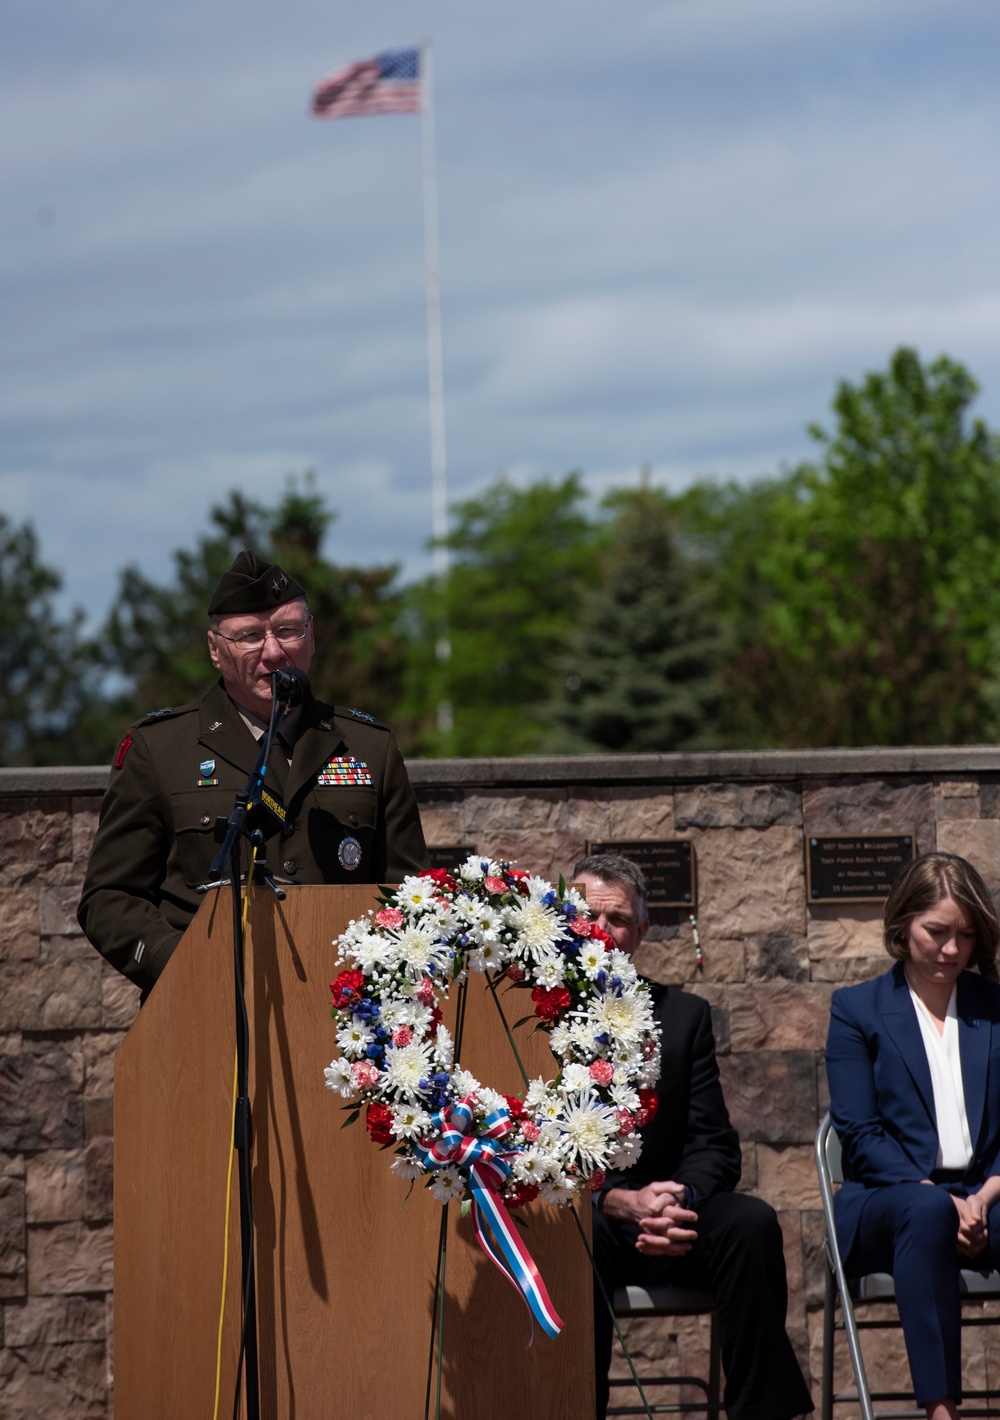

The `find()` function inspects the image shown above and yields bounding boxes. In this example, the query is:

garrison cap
[208,549,306,617]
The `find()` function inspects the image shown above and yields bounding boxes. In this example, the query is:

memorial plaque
[427,844,477,874]
[587,839,697,908]
[807,834,914,904]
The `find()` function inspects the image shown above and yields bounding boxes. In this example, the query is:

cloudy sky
[3,0,999,624]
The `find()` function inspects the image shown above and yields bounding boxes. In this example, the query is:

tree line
[8,347,1000,767]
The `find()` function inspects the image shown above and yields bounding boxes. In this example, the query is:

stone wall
[4,748,1000,1417]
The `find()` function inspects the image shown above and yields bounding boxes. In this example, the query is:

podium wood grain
[114,885,594,1419]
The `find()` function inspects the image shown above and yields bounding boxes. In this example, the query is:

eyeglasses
[213,620,311,650]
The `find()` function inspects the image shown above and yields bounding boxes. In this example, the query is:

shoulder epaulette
[335,705,388,730]
[133,702,199,728]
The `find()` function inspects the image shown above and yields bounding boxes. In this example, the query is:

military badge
[316,755,373,788]
[197,756,218,787]
[338,836,363,871]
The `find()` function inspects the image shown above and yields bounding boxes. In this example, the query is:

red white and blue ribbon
[414,1098,564,1340]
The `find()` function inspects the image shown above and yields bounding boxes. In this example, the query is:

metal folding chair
[608,1283,722,1416]
[816,1111,1000,1420]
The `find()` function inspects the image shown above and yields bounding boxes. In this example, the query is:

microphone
[271,668,310,706]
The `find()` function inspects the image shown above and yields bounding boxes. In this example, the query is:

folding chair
[607,1283,722,1416]
[816,1111,1000,1420]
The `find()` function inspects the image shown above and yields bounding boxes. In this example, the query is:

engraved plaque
[427,844,476,874]
[586,839,697,908]
[807,834,914,904]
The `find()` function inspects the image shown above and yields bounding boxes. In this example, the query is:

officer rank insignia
[316,755,372,787]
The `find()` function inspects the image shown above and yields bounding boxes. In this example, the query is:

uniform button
[282,860,297,875]
[282,821,296,837]
[349,812,359,826]
[200,815,211,826]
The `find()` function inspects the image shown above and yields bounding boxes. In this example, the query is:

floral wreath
[324,856,660,1215]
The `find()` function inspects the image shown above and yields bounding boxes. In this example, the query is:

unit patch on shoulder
[114,733,134,769]
[316,755,373,788]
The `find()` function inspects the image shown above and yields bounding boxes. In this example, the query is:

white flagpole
[420,38,453,740]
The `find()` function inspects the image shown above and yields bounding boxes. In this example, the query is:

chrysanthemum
[381,1042,432,1099]
[557,1095,619,1169]
[391,1104,432,1141]
[336,1022,374,1058]
[505,899,565,956]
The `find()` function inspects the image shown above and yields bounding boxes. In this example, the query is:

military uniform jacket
[77,680,428,996]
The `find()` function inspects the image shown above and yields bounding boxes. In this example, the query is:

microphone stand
[202,676,299,1420]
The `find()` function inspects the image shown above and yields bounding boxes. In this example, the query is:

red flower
[330,968,365,1009]
[507,869,529,882]
[637,1090,659,1127]
[585,1169,607,1192]
[589,924,615,950]
[531,985,572,1023]
[484,875,507,895]
[366,1102,394,1146]
[505,1182,539,1210]
[421,868,459,891]
[505,963,525,982]
[502,1094,526,1120]
[375,907,405,930]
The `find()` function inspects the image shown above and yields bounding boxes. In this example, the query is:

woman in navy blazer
[826,851,1000,1420]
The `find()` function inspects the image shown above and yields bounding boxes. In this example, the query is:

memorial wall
[3,747,1000,1417]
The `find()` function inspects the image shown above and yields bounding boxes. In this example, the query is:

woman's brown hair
[883,850,1000,980]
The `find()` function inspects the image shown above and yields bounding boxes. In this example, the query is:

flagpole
[420,38,453,743]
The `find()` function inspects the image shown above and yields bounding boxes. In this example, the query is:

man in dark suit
[79,549,427,998]
[574,854,812,1420]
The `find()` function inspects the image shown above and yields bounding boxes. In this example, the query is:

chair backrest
[821,1111,844,1185]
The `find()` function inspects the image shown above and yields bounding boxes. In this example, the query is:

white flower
[561,1063,590,1091]
[592,988,650,1045]
[558,1094,619,1169]
[512,1147,547,1183]
[428,1166,464,1203]
[382,1042,432,1100]
[391,1155,426,1182]
[396,923,445,979]
[532,952,567,988]
[608,1135,643,1170]
[336,1022,374,1058]
[468,941,504,972]
[323,1058,355,1098]
[578,941,611,979]
[435,1023,454,1069]
[452,1069,482,1097]
[524,1077,549,1110]
[398,875,439,911]
[351,931,396,974]
[458,855,487,883]
[391,1104,432,1140]
[539,1172,577,1206]
[478,1087,508,1118]
[610,1083,640,1111]
[505,900,565,956]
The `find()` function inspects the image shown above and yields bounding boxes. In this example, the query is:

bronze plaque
[427,844,476,874]
[587,839,697,908]
[807,834,914,904]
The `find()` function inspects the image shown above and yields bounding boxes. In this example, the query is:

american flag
[312,47,421,119]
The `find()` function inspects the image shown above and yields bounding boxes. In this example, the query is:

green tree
[99,475,406,733]
[545,486,722,752]
[674,348,1000,746]
[0,516,102,765]
[401,475,601,756]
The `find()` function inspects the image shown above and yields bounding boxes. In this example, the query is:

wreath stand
[113,884,596,1418]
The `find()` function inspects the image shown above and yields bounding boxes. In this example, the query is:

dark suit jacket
[604,982,741,1204]
[77,680,428,995]
[826,961,1000,1259]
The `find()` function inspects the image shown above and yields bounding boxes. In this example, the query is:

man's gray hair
[572,853,648,921]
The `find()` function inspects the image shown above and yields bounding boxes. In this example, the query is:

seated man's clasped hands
[826,850,1000,1420]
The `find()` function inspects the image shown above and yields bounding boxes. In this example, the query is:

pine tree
[546,488,722,752]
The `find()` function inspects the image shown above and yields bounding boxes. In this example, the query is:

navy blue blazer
[826,961,1000,1260]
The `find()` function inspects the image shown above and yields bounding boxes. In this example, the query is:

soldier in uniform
[78,549,428,999]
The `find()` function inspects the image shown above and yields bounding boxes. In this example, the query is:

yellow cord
[212,849,256,1420]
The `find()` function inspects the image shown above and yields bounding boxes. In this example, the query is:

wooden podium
[113,886,595,1419]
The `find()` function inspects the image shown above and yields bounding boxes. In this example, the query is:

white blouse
[907,981,973,1170]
